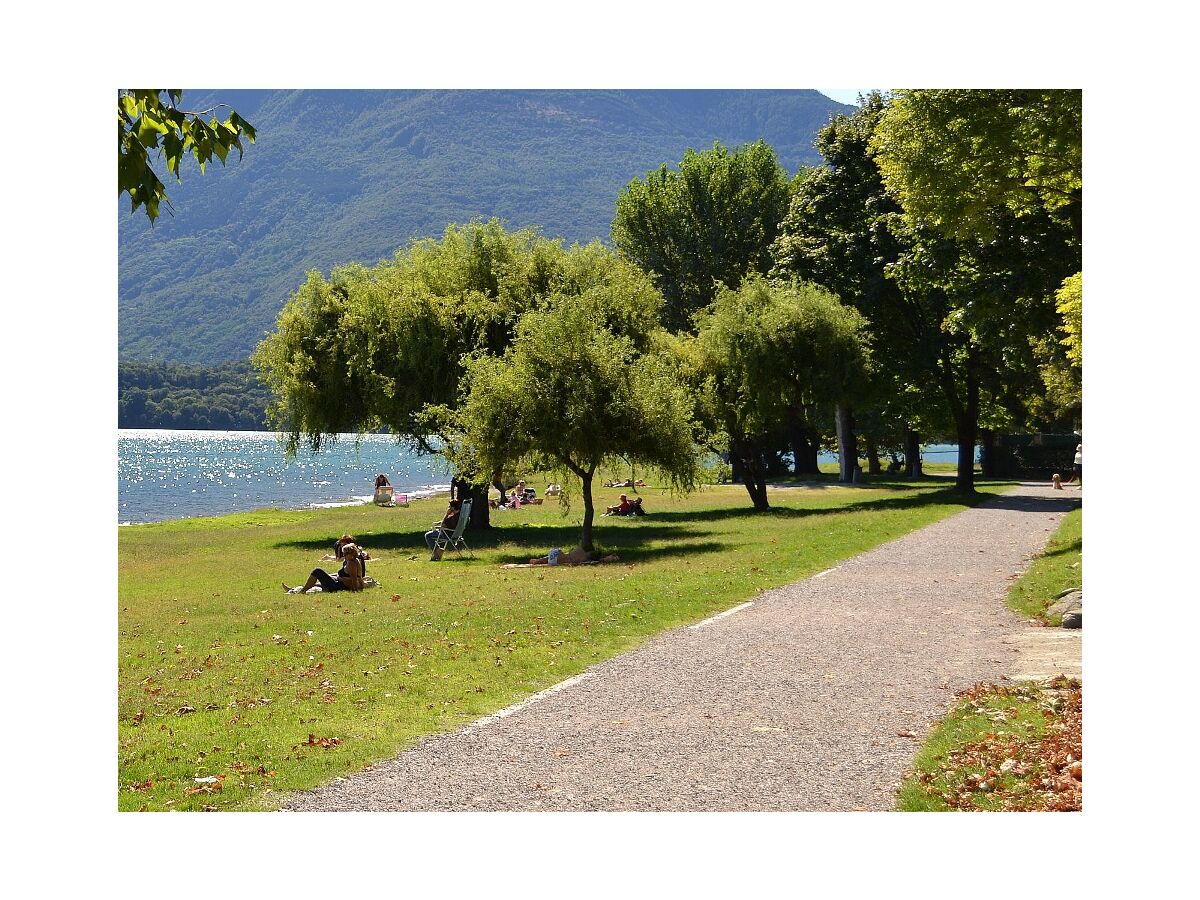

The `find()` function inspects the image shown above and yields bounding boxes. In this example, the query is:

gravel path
[284,482,1080,811]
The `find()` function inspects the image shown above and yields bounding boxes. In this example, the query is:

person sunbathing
[529,547,620,566]
[426,499,462,556]
[286,542,365,593]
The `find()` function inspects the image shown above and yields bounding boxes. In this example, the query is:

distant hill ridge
[119,89,853,365]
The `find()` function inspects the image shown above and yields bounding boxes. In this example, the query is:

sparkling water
[118,430,453,525]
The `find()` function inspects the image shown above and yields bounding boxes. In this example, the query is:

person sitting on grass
[323,534,372,561]
[529,547,620,566]
[509,480,529,507]
[285,542,365,593]
[425,499,462,554]
[605,494,633,516]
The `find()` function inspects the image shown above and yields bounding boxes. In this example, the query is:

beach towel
[299,576,381,593]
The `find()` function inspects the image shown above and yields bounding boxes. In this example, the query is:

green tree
[695,276,872,510]
[612,140,793,332]
[772,94,937,479]
[446,298,699,551]
[119,90,256,222]
[869,89,1081,241]
[1031,272,1083,425]
[253,220,666,529]
[774,92,1080,492]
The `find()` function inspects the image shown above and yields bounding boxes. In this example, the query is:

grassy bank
[1006,506,1083,623]
[119,474,1009,811]
[896,678,1082,811]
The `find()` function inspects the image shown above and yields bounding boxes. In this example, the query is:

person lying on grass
[528,547,620,566]
[285,542,366,593]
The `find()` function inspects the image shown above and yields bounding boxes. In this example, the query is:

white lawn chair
[431,499,473,560]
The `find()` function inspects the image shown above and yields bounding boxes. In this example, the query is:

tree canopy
[870,89,1081,241]
[612,140,793,332]
[252,220,680,531]
[773,92,1081,491]
[119,89,256,222]
[694,276,872,509]
[447,297,700,550]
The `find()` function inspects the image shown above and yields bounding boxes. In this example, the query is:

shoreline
[117,483,450,527]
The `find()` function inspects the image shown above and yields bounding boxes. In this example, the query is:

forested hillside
[118,360,272,429]
[118,89,851,365]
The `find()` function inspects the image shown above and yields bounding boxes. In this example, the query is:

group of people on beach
[489,479,542,509]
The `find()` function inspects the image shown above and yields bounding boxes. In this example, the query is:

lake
[118,430,453,525]
[118,430,972,525]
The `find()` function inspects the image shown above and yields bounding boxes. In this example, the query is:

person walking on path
[285,482,1079,812]
[1068,443,1082,486]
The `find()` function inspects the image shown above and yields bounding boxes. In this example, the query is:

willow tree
[694,276,873,510]
[447,296,700,552]
[252,220,665,529]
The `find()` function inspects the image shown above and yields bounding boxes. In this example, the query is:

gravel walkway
[284,482,1080,811]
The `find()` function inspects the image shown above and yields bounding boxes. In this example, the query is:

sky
[817,88,878,105]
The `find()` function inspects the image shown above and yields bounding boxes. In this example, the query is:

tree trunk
[904,428,922,478]
[864,435,882,476]
[954,349,980,494]
[835,403,860,484]
[955,417,977,493]
[730,449,744,484]
[732,436,770,510]
[466,482,492,530]
[579,468,596,551]
[979,428,997,477]
[787,409,820,477]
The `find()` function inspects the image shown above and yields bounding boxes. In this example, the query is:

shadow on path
[979,493,1081,514]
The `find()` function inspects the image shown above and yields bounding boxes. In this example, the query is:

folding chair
[431,498,473,560]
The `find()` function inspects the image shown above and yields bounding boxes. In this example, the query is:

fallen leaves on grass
[910,677,1081,811]
[303,734,341,748]
[184,774,226,796]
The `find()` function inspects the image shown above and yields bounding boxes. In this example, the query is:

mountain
[118,89,854,365]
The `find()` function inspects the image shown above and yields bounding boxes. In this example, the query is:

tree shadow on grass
[1040,536,1082,558]
[648,486,994,524]
[272,522,724,560]
[488,539,729,567]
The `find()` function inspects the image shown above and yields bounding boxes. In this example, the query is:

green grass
[895,683,1053,811]
[119,473,1011,811]
[1006,506,1082,624]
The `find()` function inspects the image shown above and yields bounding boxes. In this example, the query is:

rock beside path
[1047,589,1082,629]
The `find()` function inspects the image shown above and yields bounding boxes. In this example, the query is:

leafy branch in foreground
[118,89,256,222]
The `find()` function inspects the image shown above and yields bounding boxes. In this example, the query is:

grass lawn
[1006,505,1083,624]
[119,470,1010,811]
